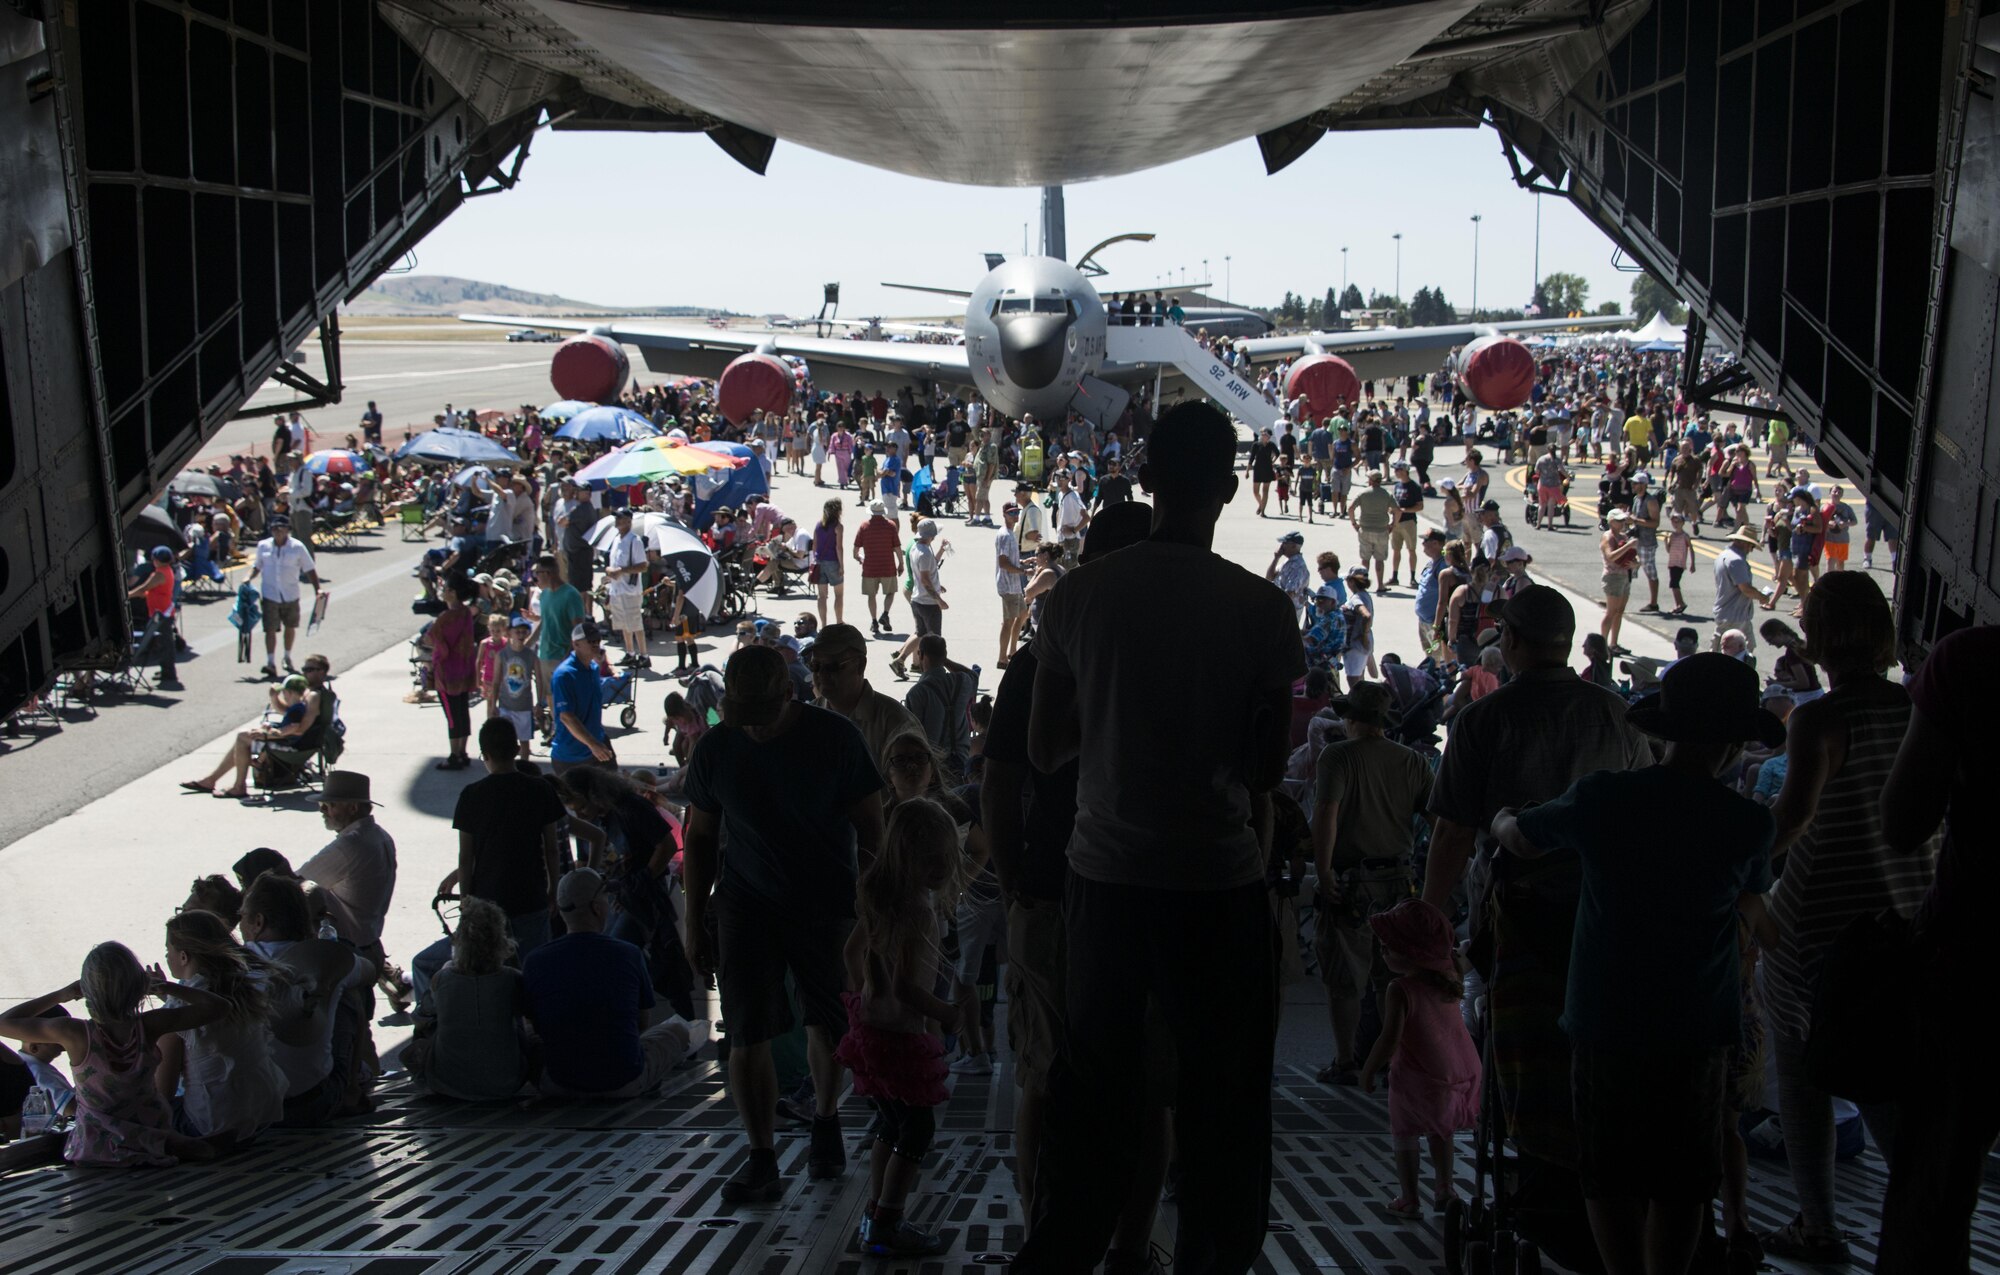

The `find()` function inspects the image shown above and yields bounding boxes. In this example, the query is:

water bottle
[20,1086,53,1136]
[317,917,338,941]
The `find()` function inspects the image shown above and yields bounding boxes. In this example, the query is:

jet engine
[1456,334,1538,411]
[1284,353,1363,420]
[549,333,630,405]
[718,352,795,424]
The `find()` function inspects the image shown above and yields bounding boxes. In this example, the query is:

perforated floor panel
[5,1055,1997,1273]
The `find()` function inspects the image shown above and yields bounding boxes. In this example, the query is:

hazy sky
[409,122,1638,320]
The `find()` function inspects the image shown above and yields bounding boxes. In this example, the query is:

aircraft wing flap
[458,314,971,382]
[1237,313,1634,362]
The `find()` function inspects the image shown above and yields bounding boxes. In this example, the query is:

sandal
[1383,1197,1423,1220]
[179,780,215,793]
[214,787,248,799]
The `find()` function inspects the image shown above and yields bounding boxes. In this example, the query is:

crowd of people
[3,327,1983,1275]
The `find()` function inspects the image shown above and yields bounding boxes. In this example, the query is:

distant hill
[344,275,727,317]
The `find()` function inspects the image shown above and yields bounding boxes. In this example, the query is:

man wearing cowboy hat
[299,770,398,954]
[1493,654,1779,1275]
[1712,524,1771,651]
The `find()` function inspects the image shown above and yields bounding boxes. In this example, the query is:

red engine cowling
[1284,353,1363,420]
[549,334,629,405]
[1457,335,1537,410]
[718,352,795,424]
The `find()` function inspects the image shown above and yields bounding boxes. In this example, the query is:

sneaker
[1760,1217,1851,1265]
[1862,555,1874,570]
[283,656,297,673]
[948,1052,992,1075]
[889,657,910,682]
[859,1214,947,1257]
[808,1114,847,1180]
[262,664,278,680]
[1638,602,1661,613]
[719,1153,783,1204]
[1315,1062,1358,1086]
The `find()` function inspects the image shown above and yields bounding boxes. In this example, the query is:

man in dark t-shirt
[682,646,885,1202]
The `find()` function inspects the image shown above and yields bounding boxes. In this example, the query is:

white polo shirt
[254,537,317,603]
[606,530,647,597]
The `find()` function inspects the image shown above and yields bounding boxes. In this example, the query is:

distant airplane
[463,190,1627,433]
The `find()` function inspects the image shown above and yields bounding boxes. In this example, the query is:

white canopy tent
[1623,311,1686,345]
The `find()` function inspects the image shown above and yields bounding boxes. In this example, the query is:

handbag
[1803,909,1922,1104]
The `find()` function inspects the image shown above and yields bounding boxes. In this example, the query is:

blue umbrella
[394,427,525,467]
[554,406,660,444]
[539,399,596,422]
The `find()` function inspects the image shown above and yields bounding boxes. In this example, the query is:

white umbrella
[450,465,493,490]
[584,511,719,618]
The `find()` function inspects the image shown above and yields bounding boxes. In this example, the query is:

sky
[408,123,1639,321]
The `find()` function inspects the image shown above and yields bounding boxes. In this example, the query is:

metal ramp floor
[3,1042,1995,1273]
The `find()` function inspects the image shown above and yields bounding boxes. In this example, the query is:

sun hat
[1313,583,1340,604]
[320,770,378,807]
[1328,680,1394,724]
[868,501,888,516]
[1626,652,1787,746]
[1726,526,1762,549]
[1369,899,1458,977]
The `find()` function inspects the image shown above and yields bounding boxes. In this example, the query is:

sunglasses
[807,655,858,674]
[887,754,931,771]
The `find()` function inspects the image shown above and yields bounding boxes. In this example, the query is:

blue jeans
[412,908,552,1008]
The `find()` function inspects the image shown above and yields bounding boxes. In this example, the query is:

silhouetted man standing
[1017,401,1304,1274]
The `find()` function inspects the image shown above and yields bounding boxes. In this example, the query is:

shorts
[911,601,942,637]
[1311,869,1410,997]
[261,598,301,632]
[606,590,644,632]
[1356,529,1390,562]
[1668,565,1685,590]
[1000,590,1025,620]
[713,888,852,1047]
[1537,483,1564,502]
[1788,535,1816,567]
[1390,521,1418,552]
[947,446,966,466]
[861,574,896,597]
[1823,540,1850,563]
[815,558,844,587]
[1332,469,1354,497]
[1573,1044,1728,1202]
[1602,569,1632,599]
[1635,541,1658,580]
[541,1018,692,1098]
[495,708,534,745]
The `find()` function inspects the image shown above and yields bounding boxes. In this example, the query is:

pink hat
[1369,899,1458,977]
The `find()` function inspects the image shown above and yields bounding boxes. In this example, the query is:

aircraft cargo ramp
[2,1017,1976,1274]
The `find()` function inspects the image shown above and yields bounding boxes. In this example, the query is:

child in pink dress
[835,797,971,1258]
[1360,899,1482,1217]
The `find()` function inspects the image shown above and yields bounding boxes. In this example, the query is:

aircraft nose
[998,316,1071,389]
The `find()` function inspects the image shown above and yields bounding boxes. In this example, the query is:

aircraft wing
[457,314,971,385]
[1236,313,1635,363]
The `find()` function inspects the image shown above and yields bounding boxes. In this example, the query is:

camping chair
[398,501,428,541]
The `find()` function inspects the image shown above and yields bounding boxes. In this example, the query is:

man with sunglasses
[806,623,918,779]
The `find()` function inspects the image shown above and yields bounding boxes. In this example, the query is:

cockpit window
[1000,297,1033,313]
[1033,297,1067,314]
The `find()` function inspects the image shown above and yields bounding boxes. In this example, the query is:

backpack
[679,668,725,729]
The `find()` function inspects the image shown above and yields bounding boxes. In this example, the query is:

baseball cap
[1278,530,1305,545]
[556,868,605,913]
[1422,528,1448,543]
[1391,460,1410,470]
[1607,508,1632,522]
[809,623,868,664]
[1631,471,1653,484]
[1498,545,1532,564]
[1479,499,1501,513]
[1440,478,1458,490]
[1001,503,1019,517]
[570,620,603,645]
[1313,582,1341,603]
[149,545,174,561]
[268,515,291,528]
[508,613,532,630]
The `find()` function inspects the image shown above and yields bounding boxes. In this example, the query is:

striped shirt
[1763,687,1936,1039]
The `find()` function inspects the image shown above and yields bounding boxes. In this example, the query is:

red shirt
[854,516,902,578]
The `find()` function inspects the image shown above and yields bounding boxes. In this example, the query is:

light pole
[1225,255,1232,298]
[1470,214,1483,317]
[1341,246,1349,298]
[1533,192,1542,309]
[1392,233,1402,303]
[1202,258,1209,294]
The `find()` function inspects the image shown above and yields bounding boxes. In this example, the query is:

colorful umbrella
[572,437,748,490]
[395,427,525,467]
[299,448,372,476]
[553,406,660,444]
[540,399,596,422]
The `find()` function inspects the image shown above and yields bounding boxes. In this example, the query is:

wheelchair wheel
[1464,1242,1492,1275]
[1443,1198,1466,1275]
[620,704,638,730]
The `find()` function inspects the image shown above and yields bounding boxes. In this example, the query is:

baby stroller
[1524,473,1573,529]
[1381,656,1449,755]
[602,664,639,730]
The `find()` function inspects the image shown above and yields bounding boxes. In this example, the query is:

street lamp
[1470,214,1483,317]
[1202,258,1209,294]
[1225,255,1232,298]
[1392,233,1402,303]
[1341,246,1349,297]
